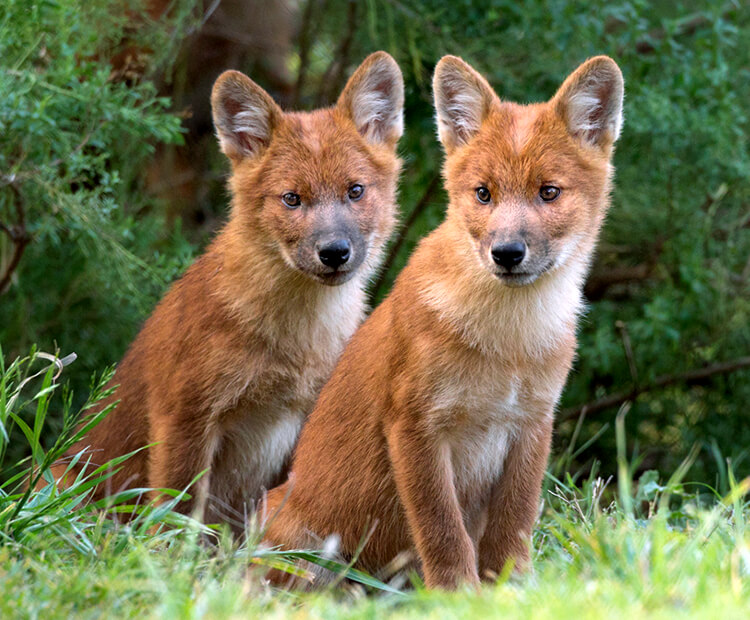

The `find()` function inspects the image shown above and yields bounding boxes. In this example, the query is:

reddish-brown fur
[50,53,404,529]
[261,55,624,588]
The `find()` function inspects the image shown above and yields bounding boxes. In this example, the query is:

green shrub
[0,0,197,432]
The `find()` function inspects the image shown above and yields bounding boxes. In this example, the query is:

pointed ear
[433,56,496,155]
[211,70,283,163]
[336,51,404,147]
[554,56,624,148]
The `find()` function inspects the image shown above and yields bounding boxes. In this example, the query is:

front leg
[387,417,479,589]
[149,411,220,523]
[478,416,553,581]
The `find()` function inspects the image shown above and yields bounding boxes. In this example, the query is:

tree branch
[584,263,653,300]
[291,0,325,108]
[584,238,664,301]
[0,182,31,295]
[315,0,357,107]
[371,173,442,299]
[560,356,750,421]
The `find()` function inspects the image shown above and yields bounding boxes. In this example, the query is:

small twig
[5,69,88,101]
[292,0,325,108]
[371,173,442,299]
[584,238,664,301]
[0,230,29,295]
[0,121,103,295]
[0,122,104,191]
[0,183,31,295]
[315,0,358,107]
[584,263,653,300]
[561,356,750,421]
[615,320,639,391]
[47,120,105,169]
[198,0,222,30]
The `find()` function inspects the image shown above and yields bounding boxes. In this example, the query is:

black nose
[491,241,526,269]
[318,239,351,268]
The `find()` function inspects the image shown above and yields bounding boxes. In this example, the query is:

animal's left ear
[337,51,404,147]
[553,56,624,148]
[211,70,283,164]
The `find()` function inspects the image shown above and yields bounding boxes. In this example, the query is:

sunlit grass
[1,349,748,618]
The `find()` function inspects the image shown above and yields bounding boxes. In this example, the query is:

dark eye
[348,184,365,201]
[476,186,491,204]
[282,192,301,208]
[539,185,561,202]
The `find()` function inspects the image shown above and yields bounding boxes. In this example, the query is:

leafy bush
[0,0,196,429]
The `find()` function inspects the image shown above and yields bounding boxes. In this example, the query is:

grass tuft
[1,347,748,618]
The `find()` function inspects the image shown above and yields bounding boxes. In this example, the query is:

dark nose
[491,241,526,269]
[318,239,351,268]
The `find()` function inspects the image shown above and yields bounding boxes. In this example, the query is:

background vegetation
[1,0,749,615]
[2,0,748,482]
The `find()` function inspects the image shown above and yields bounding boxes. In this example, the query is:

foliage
[0,0,197,433]
[0,348,191,544]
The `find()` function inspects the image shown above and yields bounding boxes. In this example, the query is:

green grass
[1,350,748,619]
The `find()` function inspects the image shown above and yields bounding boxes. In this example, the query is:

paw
[424,562,480,590]
[479,547,531,582]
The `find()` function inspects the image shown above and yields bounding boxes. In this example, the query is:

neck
[209,219,367,343]
[415,222,588,358]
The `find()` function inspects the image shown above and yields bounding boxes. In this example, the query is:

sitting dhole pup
[262,55,624,588]
[55,52,404,527]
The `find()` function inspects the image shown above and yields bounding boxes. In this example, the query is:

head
[211,52,403,285]
[433,55,624,287]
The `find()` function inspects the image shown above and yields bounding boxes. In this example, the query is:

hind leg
[257,481,339,589]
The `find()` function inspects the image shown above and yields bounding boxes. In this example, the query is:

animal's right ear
[433,56,496,155]
[336,51,404,147]
[211,70,283,163]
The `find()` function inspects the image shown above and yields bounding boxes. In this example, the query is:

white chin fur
[495,273,540,288]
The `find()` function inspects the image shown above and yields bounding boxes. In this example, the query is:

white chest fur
[209,405,305,504]
[424,282,572,532]
[432,370,533,508]
[205,273,368,512]
[419,253,584,509]
[418,242,587,360]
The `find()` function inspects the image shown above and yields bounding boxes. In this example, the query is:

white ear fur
[211,70,281,162]
[433,56,496,154]
[337,52,404,146]
[556,56,624,146]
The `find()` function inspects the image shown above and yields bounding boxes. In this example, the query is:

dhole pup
[261,55,624,588]
[55,52,404,527]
